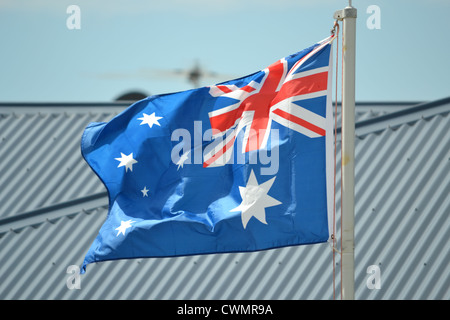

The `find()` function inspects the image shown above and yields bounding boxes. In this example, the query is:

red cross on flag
[203,37,332,168]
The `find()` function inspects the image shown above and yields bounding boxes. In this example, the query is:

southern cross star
[115,152,138,172]
[176,150,190,170]
[230,170,281,229]
[141,186,149,197]
[115,219,136,236]
[137,112,163,128]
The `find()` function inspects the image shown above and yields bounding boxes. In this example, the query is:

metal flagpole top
[334,0,357,20]
[333,7,357,20]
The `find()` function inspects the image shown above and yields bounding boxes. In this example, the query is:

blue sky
[1,0,449,102]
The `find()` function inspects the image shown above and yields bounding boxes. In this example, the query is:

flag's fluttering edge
[80,36,335,273]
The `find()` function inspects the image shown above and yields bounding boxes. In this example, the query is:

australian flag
[80,36,335,273]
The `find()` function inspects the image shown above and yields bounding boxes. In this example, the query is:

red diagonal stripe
[240,85,257,93]
[216,85,233,93]
[203,135,236,167]
[271,72,328,107]
[271,108,326,136]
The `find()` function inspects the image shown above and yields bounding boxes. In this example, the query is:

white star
[137,112,162,128]
[115,152,138,172]
[176,150,190,170]
[141,186,149,197]
[230,170,281,229]
[115,219,135,236]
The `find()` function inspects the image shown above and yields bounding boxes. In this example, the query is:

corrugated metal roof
[0,103,126,219]
[0,99,448,300]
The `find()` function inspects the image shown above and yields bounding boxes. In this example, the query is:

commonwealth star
[230,170,281,229]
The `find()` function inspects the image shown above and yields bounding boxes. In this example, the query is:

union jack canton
[204,36,333,168]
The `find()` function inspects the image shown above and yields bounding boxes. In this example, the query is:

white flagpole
[334,2,357,300]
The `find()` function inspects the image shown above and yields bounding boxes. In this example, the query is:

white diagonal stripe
[270,99,326,138]
[270,112,322,138]
[285,67,329,83]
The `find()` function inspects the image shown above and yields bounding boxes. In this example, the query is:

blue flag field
[80,36,335,273]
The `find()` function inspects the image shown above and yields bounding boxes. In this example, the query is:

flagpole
[334,3,357,300]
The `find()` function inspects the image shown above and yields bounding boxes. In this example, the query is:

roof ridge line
[336,96,450,137]
[0,192,108,234]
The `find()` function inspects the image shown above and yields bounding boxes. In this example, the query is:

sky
[0,0,449,103]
